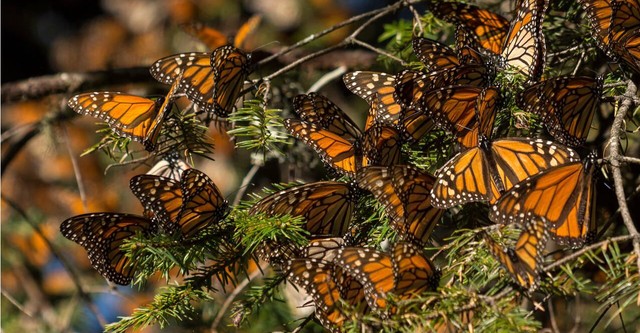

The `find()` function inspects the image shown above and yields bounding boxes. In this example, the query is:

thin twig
[350,39,408,65]
[605,79,640,273]
[291,314,315,333]
[620,156,640,164]
[1,67,152,104]
[543,235,635,272]
[62,126,88,210]
[211,263,270,331]
[307,66,348,93]
[1,288,33,317]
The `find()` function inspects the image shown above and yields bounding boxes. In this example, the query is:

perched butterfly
[490,152,598,247]
[413,36,484,72]
[518,76,603,146]
[484,219,549,292]
[286,258,368,332]
[419,85,499,149]
[150,45,252,118]
[333,242,439,316]
[333,246,395,315]
[302,237,345,261]
[343,71,403,127]
[391,242,441,303]
[181,15,261,50]
[357,165,444,247]
[130,168,228,239]
[432,0,548,81]
[578,0,640,73]
[498,0,548,81]
[431,1,510,55]
[60,213,157,285]
[249,181,357,237]
[67,78,180,151]
[431,137,580,208]
[285,93,402,177]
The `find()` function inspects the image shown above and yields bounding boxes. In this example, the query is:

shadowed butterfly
[60,213,157,285]
[518,76,603,147]
[484,219,548,292]
[357,165,444,247]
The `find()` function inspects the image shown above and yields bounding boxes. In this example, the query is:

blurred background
[1,0,397,332]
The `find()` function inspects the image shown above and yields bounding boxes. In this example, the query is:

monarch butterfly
[432,0,548,81]
[484,219,548,292]
[357,165,444,247]
[333,246,395,315]
[490,152,598,247]
[130,168,228,239]
[578,0,640,73]
[518,76,603,147]
[431,137,580,208]
[181,15,261,50]
[333,242,439,316]
[419,85,499,149]
[302,237,345,261]
[412,36,484,72]
[499,0,548,81]
[60,213,157,285]
[392,242,441,302]
[150,45,252,118]
[431,1,510,55]
[285,93,402,177]
[343,71,403,127]
[249,181,356,237]
[286,258,368,332]
[67,78,180,151]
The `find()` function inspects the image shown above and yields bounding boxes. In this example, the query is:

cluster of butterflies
[58,0,639,331]
[60,166,228,285]
[68,43,253,151]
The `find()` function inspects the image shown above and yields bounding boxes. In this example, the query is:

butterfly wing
[60,213,156,285]
[334,247,395,315]
[518,76,602,146]
[392,242,440,299]
[490,154,596,247]
[249,181,355,236]
[499,0,548,82]
[485,220,548,292]
[362,124,403,167]
[431,1,510,54]
[129,175,183,235]
[210,45,252,117]
[284,119,361,177]
[176,169,228,238]
[412,37,461,71]
[343,71,403,127]
[358,166,443,246]
[180,22,229,49]
[150,52,216,114]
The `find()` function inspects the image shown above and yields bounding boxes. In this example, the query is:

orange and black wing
[361,124,403,167]
[249,181,355,237]
[284,119,361,177]
[180,22,229,49]
[176,168,228,239]
[412,37,461,71]
[129,174,183,235]
[518,76,602,146]
[392,242,440,300]
[419,85,498,148]
[292,92,362,140]
[60,213,156,285]
[334,247,395,315]
[490,153,597,247]
[358,166,443,246]
[150,52,216,114]
[210,45,252,117]
[485,220,548,292]
[343,71,403,128]
[68,81,178,151]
